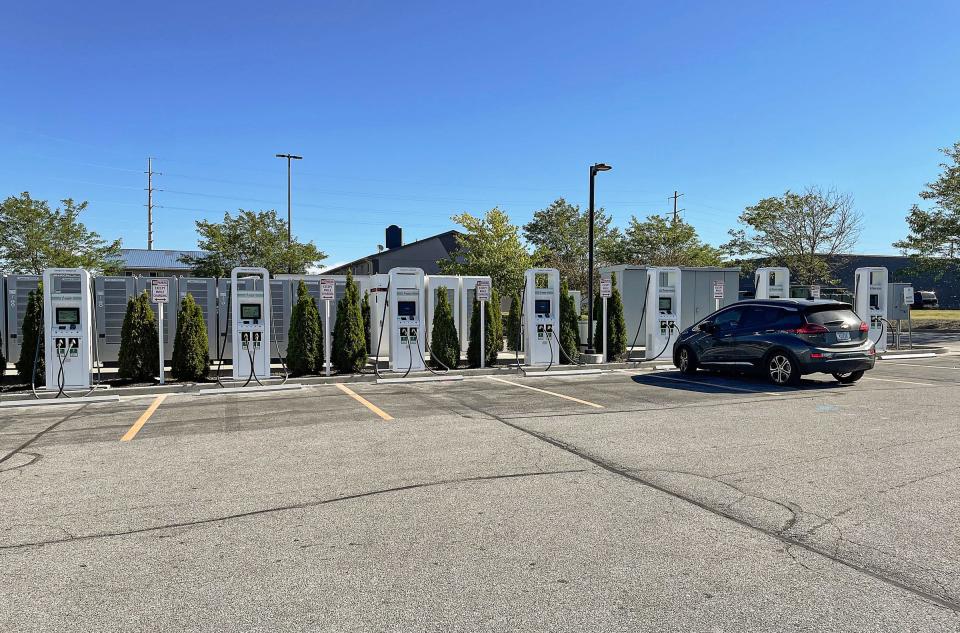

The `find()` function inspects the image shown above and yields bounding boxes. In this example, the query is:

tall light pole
[585,162,612,356]
[275,153,302,245]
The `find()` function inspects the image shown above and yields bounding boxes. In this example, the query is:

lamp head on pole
[591,162,612,175]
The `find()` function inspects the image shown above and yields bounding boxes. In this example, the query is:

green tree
[118,292,160,382]
[559,280,580,364]
[624,214,724,268]
[171,293,210,382]
[592,275,627,361]
[286,281,324,376]
[429,289,460,369]
[439,208,532,297]
[180,209,326,276]
[505,291,522,352]
[522,198,625,293]
[361,291,372,353]
[467,289,501,367]
[15,286,45,384]
[894,142,960,278]
[723,187,862,284]
[331,272,366,373]
[0,193,121,274]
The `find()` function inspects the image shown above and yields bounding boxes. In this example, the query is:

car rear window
[804,306,860,326]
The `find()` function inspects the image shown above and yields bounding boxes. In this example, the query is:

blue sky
[2,0,958,269]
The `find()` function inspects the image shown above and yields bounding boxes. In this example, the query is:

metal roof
[115,249,206,270]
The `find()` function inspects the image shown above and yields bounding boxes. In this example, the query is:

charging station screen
[240,304,262,320]
[56,307,80,325]
[397,301,416,317]
[535,300,551,315]
[869,294,880,309]
[659,297,673,312]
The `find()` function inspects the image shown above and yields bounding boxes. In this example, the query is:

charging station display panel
[658,297,672,313]
[56,307,80,325]
[535,299,551,315]
[240,303,262,320]
[398,301,416,317]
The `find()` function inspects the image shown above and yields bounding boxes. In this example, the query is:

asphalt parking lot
[2,353,960,632]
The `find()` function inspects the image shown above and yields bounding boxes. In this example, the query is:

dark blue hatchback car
[673,299,876,385]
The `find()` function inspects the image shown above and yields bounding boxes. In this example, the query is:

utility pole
[145,157,162,250]
[669,190,684,223]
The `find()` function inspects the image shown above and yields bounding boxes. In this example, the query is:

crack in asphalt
[0,468,587,552]
[442,392,960,614]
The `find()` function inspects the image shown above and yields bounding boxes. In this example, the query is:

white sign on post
[712,280,724,299]
[151,279,168,385]
[904,286,914,305]
[320,279,335,376]
[600,279,612,299]
[319,278,336,302]
[151,279,169,304]
[476,281,490,368]
[810,285,821,299]
[476,280,490,302]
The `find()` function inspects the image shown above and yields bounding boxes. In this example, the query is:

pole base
[581,353,604,364]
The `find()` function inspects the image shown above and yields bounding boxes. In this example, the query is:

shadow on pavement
[631,370,848,394]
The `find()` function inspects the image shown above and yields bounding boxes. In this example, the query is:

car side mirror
[699,321,715,333]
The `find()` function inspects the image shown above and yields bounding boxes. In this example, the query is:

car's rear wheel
[766,352,800,386]
[832,370,864,384]
[676,346,698,374]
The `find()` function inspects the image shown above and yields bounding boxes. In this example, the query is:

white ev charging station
[854,267,888,353]
[230,267,272,381]
[754,267,790,299]
[523,268,560,366]
[43,268,94,392]
[388,268,426,373]
[646,267,681,361]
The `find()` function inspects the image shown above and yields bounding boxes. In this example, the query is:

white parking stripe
[862,376,936,387]
[881,362,960,371]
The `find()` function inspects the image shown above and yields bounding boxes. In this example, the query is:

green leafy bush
[171,293,210,382]
[505,291,522,352]
[332,271,367,373]
[430,289,460,369]
[118,291,160,382]
[287,281,323,376]
[467,289,501,367]
[16,285,45,384]
[559,280,580,364]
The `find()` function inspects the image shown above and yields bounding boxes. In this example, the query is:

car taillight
[810,352,824,359]
[859,321,869,332]
[868,346,876,356]
[791,323,829,335]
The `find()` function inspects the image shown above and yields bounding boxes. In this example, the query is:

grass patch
[908,309,960,329]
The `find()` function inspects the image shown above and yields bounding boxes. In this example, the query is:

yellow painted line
[336,383,394,421]
[487,376,604,409]
[120,394,168,442]
[862,376,936,387]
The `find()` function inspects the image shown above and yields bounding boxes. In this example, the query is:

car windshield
[804,306,860,326]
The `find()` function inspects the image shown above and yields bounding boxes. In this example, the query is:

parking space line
[486,376,604,409]
[120,394,168,442]
[862,376,936,387]
[336,383,394,421]
[632,372,786,395]
[882,362,959,371]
